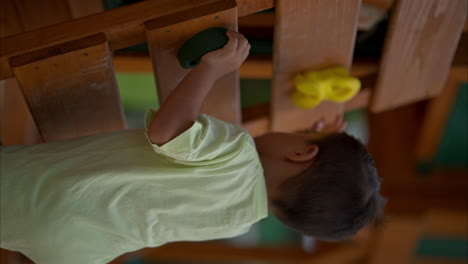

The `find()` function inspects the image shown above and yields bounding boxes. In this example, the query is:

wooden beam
[369,217,423,264]
[67,0,104,19]
[0,0,272,80]
[371,0,467,113]
[363,0,394,10]
[236,0,274,16]
[271,0,361,132]
[423,209,468,238]
[13,0,72,31]
[0,78,42,145]
[110,239,370,264]
[11,34,126,142]
[113,55,378,79]
[0,0,24,38]
[145,1,240,124]
[416,66,468,162]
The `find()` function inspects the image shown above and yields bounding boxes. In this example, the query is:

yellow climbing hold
[291,66,361,109]
[290,91,323,109]
[325,76,361,102]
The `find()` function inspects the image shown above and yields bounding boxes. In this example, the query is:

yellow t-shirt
[0,109,268,264]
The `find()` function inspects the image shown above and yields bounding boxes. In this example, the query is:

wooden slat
[0,0,233,80]
[371,0,467,113]
[0,0,24,38]
[67,0,104,19]
[271,0,361,132]
[13,0,72,31]
[424,209,468,238]
[369,217,423,264]
[145,1,240,124]
[416,66,468,162]
[11,34,126,142]
[112,55,153,73]
[364,0,394,10]
[0,0,270,80]
[236,0,274,17]
[111,240,369,264]
[239,13,275,28]
[112,55,378,79]
[0,78,42,145]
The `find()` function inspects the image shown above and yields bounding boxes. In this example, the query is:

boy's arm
[148,31,250,146]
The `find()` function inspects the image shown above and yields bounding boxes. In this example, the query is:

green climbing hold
[177,27,229,68]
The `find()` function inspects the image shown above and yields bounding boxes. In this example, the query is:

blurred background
[0,0,467,263]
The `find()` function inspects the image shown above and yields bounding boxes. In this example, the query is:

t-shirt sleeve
[144,108,250,163]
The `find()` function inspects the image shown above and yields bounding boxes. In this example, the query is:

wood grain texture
[0,0,233,80]
[12,35,126,142]
[0,78,42,145]
[271,0,361,132]
[145,5,241,124]
[0,0,269,80]
[10,34,107,67]
[13,0,72,31]
[371,0,467,113]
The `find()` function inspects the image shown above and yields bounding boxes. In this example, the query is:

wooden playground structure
[1,0,467,263]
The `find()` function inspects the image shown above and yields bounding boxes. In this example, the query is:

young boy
[0,31,383,264]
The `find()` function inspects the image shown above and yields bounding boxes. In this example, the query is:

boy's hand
[200,31,250,79]
[312,114,347,133]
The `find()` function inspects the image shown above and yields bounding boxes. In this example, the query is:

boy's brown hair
[272,133,385,241]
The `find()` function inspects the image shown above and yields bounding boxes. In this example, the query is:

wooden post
[10,34,126,142]
[145,0,241,124]
[371,0,467,113]
[271,0,361,132]
[416,66,468,163]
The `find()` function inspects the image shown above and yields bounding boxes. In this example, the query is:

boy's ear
[286,145,319,162]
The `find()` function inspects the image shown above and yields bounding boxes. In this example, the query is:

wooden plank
[0,0,235,80]
[236,0,274,17]
[424,209,468,238]
[416,66,468,162]
[239,13,275,28]
[67,0,104,19]
[242,117,269,137]
[0,0,24,38]
[363,0,394,10]
[271,0,361,132]
[344,88,371,111]
[111,240,367,264]
[145,2,240,124]
[112,55,154,73]
[0,0,268,80]
[240,57,273,79]
[11,34,126,142]
[13,0,72,31]
[371,0,467,113]
[112,55,378,79]
[0,78,42,145]
[369,217,423,264]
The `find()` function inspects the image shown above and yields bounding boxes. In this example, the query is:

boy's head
[255,132,384,241]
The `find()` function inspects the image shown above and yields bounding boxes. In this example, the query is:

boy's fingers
[313,121,325,131]
[237,37,249,53]
[223,33,238,52]
[240,43,251,61]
